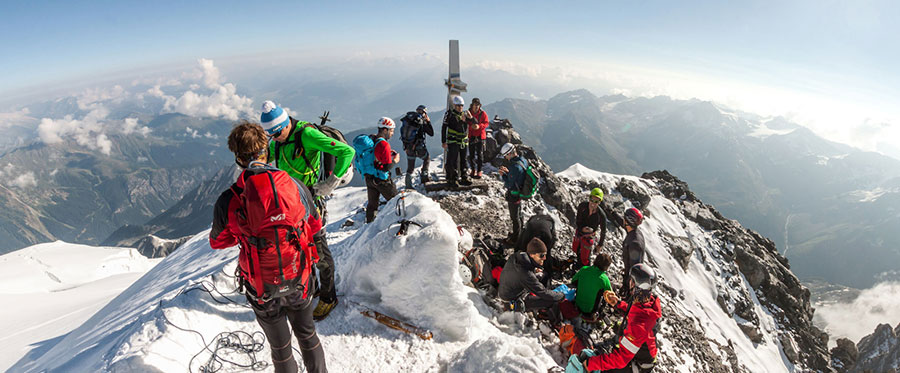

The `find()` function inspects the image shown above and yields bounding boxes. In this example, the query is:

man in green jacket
[570,252,613,317]
[261,100,355,321]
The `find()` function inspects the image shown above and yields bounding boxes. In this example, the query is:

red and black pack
[232,166,319,303]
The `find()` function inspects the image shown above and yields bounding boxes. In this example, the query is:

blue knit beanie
[260,100,289,136]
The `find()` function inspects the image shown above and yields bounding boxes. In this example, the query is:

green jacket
[269,121,355,188]
[572,266,612,314]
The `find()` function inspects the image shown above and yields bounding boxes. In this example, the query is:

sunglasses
[590,197,602,203]
[267,127,285,139]
[539,253,547,259]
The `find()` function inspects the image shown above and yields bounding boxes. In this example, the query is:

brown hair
[593,252,612,271]
[228,120,268,167]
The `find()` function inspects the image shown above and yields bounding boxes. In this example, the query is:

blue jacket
[502,156,528,192]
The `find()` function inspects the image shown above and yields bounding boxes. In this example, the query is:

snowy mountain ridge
[7,136,835,372]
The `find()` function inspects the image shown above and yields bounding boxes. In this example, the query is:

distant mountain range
[483,90,900,288]
[4,87,897,289]
[0,113,234,254]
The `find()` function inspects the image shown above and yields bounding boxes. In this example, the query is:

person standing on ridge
[619,207,646,300]
[261,100,355,321]
[442,95,473,188]
[516,213,558,286]
[211,121,327,373]
[498,237,566,326]
[466,97,489,179]
[573,188,608,266]
[399,105,434,188]
[355,117,400,223]
[498,142,527,244]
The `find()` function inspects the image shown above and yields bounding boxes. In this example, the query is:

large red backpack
[232,166,319,303]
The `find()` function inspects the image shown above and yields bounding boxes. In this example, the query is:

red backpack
[232,166,319,303]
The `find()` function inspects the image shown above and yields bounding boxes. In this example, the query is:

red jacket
[467,109,489,139]
[373,137,393,171]
[210,164,322,284]
[586,296,661,371]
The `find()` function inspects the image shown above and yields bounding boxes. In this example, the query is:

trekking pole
[318,111,331,126]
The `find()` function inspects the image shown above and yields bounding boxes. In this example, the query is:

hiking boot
[421,173,430,183]
[405,173,413,189]
[313,298,338,321]
[473,171,482,179]
[503,233,518,246]
[460,178,472,186]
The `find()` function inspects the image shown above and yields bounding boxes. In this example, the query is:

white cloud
[151,59,254,121]
[185,127,201,138]
[0,108,36,129]
[203,131,218,139]
[37,106,113,155]
[10,171,37,188]
[49,169,58,176]
[816,281,900,344]
[121,118,151,136]
[76,85,127,111]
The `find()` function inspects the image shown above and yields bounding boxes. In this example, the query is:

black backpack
[400,112,422,147]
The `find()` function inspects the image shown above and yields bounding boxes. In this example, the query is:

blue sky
[2,0,896,94]
[2,0,899,152]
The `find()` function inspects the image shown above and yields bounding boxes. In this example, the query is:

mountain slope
[0,241,159,371]
[485,90,900,288]
[9,189,557,372]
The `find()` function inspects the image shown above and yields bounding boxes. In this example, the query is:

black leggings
[249,291,327,373]
[313,232,336,303]
[468,138,483,172]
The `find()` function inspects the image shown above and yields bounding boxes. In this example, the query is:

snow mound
[10,186,557,372]
[337,191,475,341]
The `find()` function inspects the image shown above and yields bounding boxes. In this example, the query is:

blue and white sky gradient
[2,0,898,155]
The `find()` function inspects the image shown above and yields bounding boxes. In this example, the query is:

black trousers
[405,142,429,175]
[445,143,468,182]
[249,291,327,373]
[365,175,398,223]
[468,138,483,172]
[406,152,430,175]
[524,294,561,325]
[313,232,336,303]
[506,194,523,240]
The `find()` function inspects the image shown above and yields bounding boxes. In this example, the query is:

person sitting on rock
[498,237,565,325]
[569,253,613,321]
[580,263,660,372]
[515,213,557,286]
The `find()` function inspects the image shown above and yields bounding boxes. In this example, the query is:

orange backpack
[559,324,586,357]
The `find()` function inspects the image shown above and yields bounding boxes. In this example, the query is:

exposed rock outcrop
[851,323,900,373]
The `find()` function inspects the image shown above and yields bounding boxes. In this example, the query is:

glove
[603,290,618,306]
[565,288,576,301]
[553,284,570,294]
[313,174,341,197]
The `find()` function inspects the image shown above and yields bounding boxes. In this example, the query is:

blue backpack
[352,134,389,180]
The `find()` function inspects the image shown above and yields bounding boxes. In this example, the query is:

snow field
[0,242,160,371]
